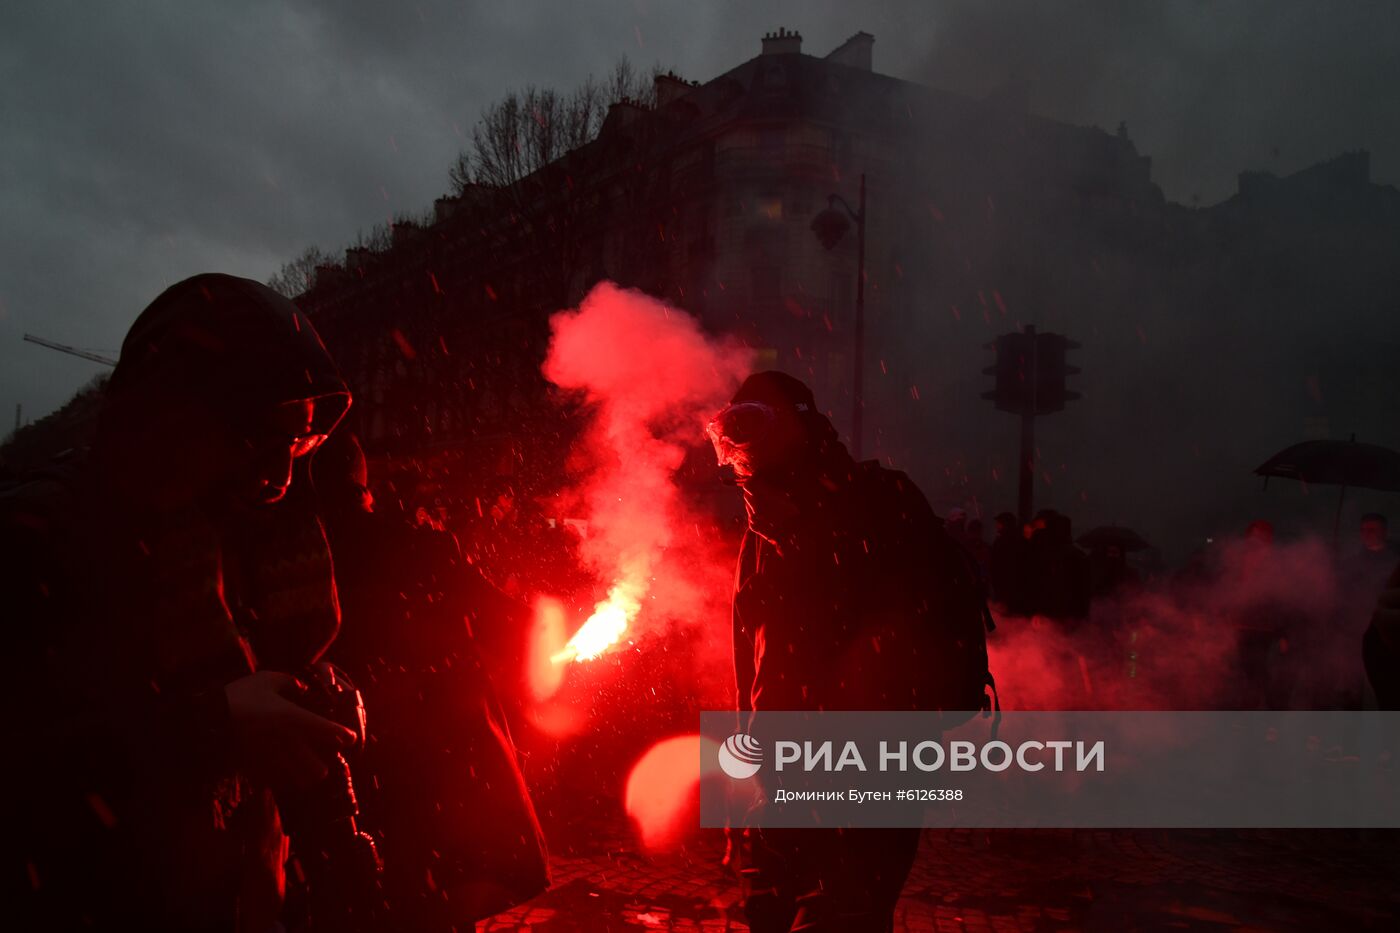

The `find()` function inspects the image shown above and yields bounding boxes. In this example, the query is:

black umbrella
[1254,435,1400,541]
[1077,525,1151,552]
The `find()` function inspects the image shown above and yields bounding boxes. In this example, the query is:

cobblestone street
[485,822,1400,932]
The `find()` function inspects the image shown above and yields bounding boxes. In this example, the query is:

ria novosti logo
[717,733,763,779]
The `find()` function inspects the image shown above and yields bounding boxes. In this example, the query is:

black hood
[105,273,350,434]
[93,274,350,510]
[727,370,850,472]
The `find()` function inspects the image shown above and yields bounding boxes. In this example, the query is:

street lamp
[810,173,866,460]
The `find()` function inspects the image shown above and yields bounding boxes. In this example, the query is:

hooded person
[944,506,968,545]
[308,430,549,929]
[1025,510,1091,620]
[706,371,992,933]
[4,274,359,932]
[989,510,1031,614]
[1363,560,1400,709]
[1088,543,1141,600]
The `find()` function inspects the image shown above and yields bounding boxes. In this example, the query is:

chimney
[761,27,802,56]
[601,98,647,135]
[345,246,374,270]
[654,71,692,107]
[433,195,464,225]
[312,263,347,291]
[825,31,874,71]
[391,220,426,250]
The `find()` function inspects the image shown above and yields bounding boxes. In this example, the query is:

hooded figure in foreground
[5,274,358,931]
[708,372,993,933]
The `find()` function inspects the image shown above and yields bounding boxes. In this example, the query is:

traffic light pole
[851,174,866,461]
[1018,325,1037,527]
[1018,411,1035,528]
[984,325,1077,529]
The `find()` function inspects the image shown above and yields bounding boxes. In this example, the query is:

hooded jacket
[5,274,350,931]
[727,374,987,714]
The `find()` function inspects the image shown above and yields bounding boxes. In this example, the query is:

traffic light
[981,328,1080,415]
[981,332,1034,413]
[1033,332,1082,414]
[981,327,1081,526]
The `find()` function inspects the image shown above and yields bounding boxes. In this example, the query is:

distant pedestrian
[1026,510,1091,620]
[1088,543,1141,599]
[1363,560,1400,709]
[990,511,1031,615]
[1343,514,1399,599]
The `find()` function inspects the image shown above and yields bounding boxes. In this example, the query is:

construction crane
[22,333,118,367]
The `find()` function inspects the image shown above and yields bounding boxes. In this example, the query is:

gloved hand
[225,671,357,788]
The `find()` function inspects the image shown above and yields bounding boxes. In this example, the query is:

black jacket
[5,274,349,931]
[733,458,982,713]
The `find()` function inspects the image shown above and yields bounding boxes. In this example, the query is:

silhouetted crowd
[942,502,1400,712]
[4,273,1399,932]
[943,507,1122,621]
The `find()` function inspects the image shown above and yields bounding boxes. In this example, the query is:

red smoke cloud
[535,280,751,682]
[989,535,1365,710]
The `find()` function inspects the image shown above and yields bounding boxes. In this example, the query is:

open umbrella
[1076,525,1151,552]
[1254,435,1400,541]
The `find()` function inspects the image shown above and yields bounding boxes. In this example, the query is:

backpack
[924,523,1000,731]
[854,463,999,731]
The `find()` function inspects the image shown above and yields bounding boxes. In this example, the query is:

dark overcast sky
[4,0,1397,425]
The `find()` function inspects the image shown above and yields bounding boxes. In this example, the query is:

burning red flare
[551,581,640,663]
[540,282,750,664]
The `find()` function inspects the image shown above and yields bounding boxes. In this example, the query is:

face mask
[705,401,782,481]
